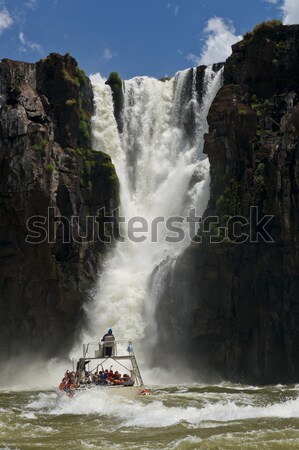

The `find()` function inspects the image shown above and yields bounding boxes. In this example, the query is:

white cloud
[25,0,38,9]
[102,48,113,62]
[0,7,13,34]
[281,0,299,24]
[264,0,278,4]
[102,48,118,62]
[19,31,43,53]
[166,3,179,15]
[186,17,242,66]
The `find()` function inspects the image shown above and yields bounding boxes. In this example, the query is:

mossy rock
[32,138,47,153]
[78,149,119,205]
[244,20,283,41]
[37,53,93,149]
[45,163,55,173]
[213,175,241,224]
[105,72,124,132]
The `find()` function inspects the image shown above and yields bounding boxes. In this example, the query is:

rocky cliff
[155,22,299,384]
[0,54,119,359]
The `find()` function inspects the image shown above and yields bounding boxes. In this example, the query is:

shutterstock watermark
[25,206,275,245]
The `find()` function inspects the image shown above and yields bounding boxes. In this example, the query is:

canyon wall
[155,23,299,384]
[0,54,118,358]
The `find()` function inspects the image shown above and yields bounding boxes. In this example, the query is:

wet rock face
[0,54,119,359]
[155,24,299,385]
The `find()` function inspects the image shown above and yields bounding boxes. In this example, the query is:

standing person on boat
[102,328,115,341]
[101,328,115,357]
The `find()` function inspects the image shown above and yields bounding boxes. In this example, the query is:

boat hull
[73,384,145,398]
[104,385,145,398]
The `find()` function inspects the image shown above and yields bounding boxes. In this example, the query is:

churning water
[1,384,299,449]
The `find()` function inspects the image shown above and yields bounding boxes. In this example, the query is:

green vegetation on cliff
[45,163,55,173]
[78,108,92,148]
[71,147,119,202]
[244,20,283,41]
[37,53,93,149]
[32,139,47,153]
[106,72,122,92]
[105,72,124,131]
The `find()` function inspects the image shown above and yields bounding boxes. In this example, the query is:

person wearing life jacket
[101,328,115,357]
[98,371,107,386]
[112,371,122,385]
[107,369,114,382]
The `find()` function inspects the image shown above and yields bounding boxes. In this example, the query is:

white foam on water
[19,411,37,420]
[0,447,21,450]
[24,389,299,429]
[78,442,98,449]
[169,435,203,449]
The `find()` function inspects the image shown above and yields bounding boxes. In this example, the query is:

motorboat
[58,340,151,398]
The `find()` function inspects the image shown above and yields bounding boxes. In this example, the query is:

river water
[1,383,299,449]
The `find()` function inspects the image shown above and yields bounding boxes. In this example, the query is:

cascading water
[85,66,223,355]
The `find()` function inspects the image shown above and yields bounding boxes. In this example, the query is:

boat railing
[79,340,143,386]
[82,340,135,360]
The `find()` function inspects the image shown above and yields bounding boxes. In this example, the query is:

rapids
[1,383,299,449]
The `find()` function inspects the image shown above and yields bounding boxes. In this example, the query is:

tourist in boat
[114,371,121,380]
[70,371,76,384]
[122,374,134,386]
[101,328,115,357]
[97,371,107,386]
[112,371,122,385]
[92,371,99,383]
[107,369,114,382]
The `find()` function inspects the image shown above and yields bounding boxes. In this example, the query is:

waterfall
[85,66,223,352]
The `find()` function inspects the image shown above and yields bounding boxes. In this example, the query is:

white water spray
[85,66,223,349]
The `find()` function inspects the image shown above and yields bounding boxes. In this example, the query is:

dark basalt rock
[0,54,119,359]
[155,23,299,385]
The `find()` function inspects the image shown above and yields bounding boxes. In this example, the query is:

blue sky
[0,0,298,79]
